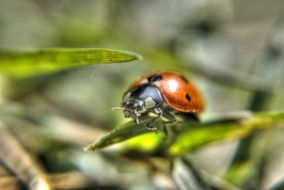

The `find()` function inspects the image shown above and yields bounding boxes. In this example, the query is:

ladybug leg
[162,110,177,124]
[160,110,179,137]
[144,108,163,130]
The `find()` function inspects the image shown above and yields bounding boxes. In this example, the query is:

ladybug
[121,71,204,129]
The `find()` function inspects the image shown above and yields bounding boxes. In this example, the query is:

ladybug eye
[134,101,144,110]
[134,103,141,108]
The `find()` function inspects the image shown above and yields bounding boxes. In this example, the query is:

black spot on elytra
[180,75,189,83]
[185,93,191,102]
[147,74,163,83]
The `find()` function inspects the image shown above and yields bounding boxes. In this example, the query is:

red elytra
[129,71,204,113]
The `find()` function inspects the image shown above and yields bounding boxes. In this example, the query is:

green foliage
[85,112,284,157]
[0,48,142,77]
[84,120,163,152]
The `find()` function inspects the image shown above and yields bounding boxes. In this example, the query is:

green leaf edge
[168,112,284,155]
[0,48,143,77]
[84,111,284,157]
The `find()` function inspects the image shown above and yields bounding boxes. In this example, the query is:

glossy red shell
[129,71,205,113]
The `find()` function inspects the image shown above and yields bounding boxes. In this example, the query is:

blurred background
[0,0,284,190]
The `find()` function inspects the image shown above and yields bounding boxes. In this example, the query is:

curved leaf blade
[84,112,284,157]
[0,48,142,77]
[84,121,150,151]
[168,112,284,156]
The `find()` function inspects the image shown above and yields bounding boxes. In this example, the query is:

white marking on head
[141,79,147,84]
[153,81,161,87]
[144,97,156,108]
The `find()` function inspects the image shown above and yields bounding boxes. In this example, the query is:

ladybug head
[121,84,164,124]
[122,98,145,124]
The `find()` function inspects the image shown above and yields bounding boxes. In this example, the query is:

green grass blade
[84,112,284,157]
[168,112,284,156]
[84,121,151,151]
[0,48,142,77]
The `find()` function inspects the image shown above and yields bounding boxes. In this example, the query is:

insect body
[122,71,204,129]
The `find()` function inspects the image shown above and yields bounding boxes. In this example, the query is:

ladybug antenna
[111,106,124,111]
